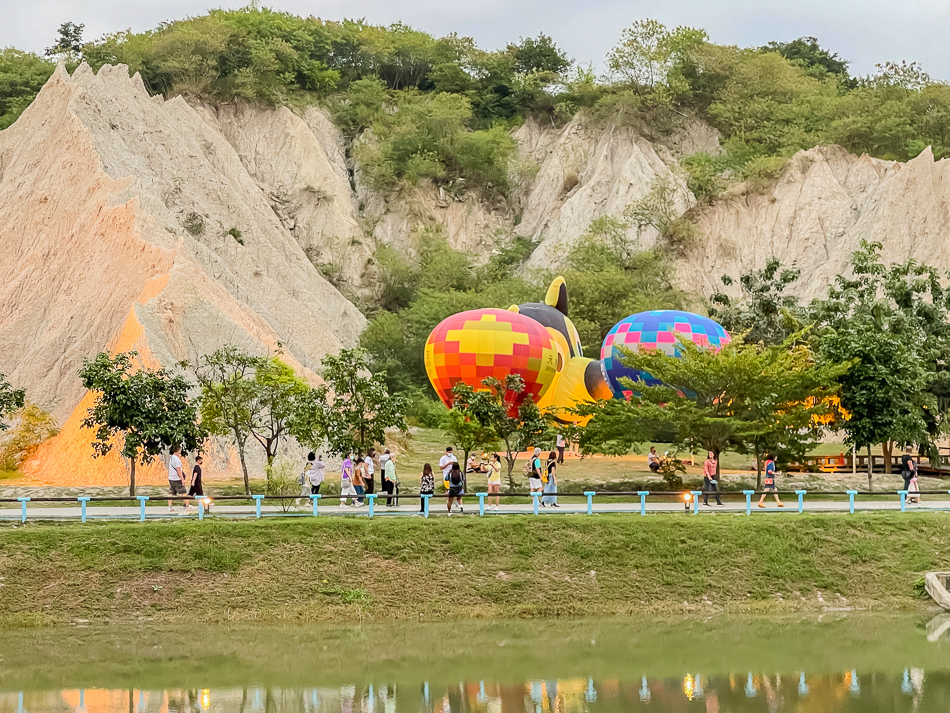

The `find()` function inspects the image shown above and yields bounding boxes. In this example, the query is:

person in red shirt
[702,451,723,506]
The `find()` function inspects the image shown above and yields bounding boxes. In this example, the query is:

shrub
[0,403,59,471]
[264,458,300,512]
[226,227,244,245]
[183,213,205,236]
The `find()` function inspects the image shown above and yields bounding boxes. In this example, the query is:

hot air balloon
[424,308,558,415]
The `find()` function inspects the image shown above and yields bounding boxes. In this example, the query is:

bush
[404,391,447,427]
[264,458,301,512]
[0,403,58,471]
[0,49,56,129]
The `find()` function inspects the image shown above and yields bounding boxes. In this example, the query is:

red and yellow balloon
[424,308,558,415]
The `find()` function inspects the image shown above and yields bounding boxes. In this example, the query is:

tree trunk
[753,443,762,490]
[233,427,251,495]
[504,442,517,490]
[882,440,893,474]
[129,458,136,497]
[866,444,873,491]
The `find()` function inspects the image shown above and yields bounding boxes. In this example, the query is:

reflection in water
[3,670,950,713]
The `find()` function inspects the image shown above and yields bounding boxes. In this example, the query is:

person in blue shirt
[758,454,784,508]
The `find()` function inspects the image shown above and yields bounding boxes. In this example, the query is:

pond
[1,614,948,712]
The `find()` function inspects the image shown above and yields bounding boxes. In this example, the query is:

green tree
[308,348,408,457]
[193,347,269,495]
[246,356,314,466]
[761,37,852,84]
[811,240,950,483]
[509,34,570,75]
[578,336,842,486]
[709,258,804,345]
[45,22,85,58]
[606,19,706,90]
[0,49,55,129]
[0,374,26,431]
[451,375,549,488]
[78,352,206,496]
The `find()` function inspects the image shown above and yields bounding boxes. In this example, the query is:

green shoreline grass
[0,514,947,628]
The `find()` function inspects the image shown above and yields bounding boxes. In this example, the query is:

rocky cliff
[4,63,950,485]
[0,64,364,484]
[687,146,950,300]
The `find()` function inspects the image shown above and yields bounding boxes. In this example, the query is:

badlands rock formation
[688,146,950,300]
[0,64,364,484]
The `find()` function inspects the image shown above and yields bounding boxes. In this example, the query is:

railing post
[638,491,648,516]
[899,490,908,513]
[691,491,701,515]
[367,494,376,518]
[310,494,321,516]
[743,490,754,516]
[846,490,857,514]
[252,494,264,519]
[78,496,90,523]
[17,497,29,523]
[532,492,540,515]
[136,495,149,521]
[197,497,206,521]
[584,491,595,515]
[422,494,431,518]
[477,492,486,516]
[795,490,806,514]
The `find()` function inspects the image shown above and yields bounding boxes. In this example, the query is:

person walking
[419,463,435,514]
[382,450,399,506]
[901,446,917,499]
[339,454,358,506]
[308,453,325,495]
[542,450,559,507]
[758,454,784,508]
[187,455,204,508]
[528,447,543,498]
[353,455,366,505]
[363,448,377,497]
[296,454,313,507]
[647,446,661,473]
[556,433,566,464]
[167,445,188,512]
[702,451,723,506]
[487,454,502,511]
[446,461,464,514]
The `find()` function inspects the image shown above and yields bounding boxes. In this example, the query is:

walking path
[1,495,949,522]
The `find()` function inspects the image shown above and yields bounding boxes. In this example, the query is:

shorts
[188,484,203,497]
[169,480,186,495]
[763,483,777,492]
[448,487,463,497]
[529,478,542,489]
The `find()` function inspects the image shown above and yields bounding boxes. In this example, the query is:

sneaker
[168,506,175,512]
[716,503,725,507]
[703,502,711,507]
[551,504,560,508]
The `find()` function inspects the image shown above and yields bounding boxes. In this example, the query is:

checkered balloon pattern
[425,309,558,415]
[600,310,731,399]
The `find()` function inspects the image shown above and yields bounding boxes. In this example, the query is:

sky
[1,0,948,80]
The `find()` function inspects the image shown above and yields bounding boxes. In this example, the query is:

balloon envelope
[601,310,731,399]
[425,308,558,414]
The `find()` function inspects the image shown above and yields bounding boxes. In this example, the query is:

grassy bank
[0,514,947,626]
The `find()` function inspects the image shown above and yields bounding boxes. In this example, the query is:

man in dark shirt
[189,455,204,499]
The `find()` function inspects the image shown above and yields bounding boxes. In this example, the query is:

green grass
[0,513,947,627]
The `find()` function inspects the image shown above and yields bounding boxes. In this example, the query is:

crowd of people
[164,439,927,514]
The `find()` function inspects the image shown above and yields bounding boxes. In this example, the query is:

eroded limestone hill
[0,64,364,484]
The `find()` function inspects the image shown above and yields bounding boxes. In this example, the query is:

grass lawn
[0,513,947,627]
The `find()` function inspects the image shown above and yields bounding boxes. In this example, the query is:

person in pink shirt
[702,451,723,506]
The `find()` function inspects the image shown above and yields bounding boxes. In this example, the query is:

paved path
[1,496,949,522]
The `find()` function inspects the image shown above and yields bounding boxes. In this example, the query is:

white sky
[1,0,948,80]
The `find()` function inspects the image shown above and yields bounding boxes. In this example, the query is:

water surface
[1,615,948,712]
